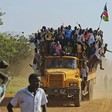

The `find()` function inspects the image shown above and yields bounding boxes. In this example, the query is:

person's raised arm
[106,49,112,53]
[7,102,13,112]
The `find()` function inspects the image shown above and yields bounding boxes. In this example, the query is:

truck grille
[49,74,64,87]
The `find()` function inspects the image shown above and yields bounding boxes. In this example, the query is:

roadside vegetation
[0,33,33,76]
[6,76,28,94]
[0,33,34,94]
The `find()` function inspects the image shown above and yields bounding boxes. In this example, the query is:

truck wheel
[90,80,94,98]
[74,88,81,107]
[86,80,94,100]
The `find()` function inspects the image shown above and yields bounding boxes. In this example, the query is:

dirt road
[1,99,112,112]
[1,86,112,112]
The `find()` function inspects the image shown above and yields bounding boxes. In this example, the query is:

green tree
[0,33,33,76]
[0,9,5,25]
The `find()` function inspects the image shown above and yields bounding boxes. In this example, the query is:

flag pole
[98,18,102,30]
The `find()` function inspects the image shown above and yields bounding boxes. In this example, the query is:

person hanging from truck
[77,42,83,59]
[95,44,104,70]
[103,43,112,57]
[87,43,104,71]
[39,42,47,58]
[81,42,88,60]
[34,33,39,49]
[30,48,41,76]
[81,61,89,95]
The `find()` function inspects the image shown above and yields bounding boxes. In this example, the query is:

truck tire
[91,80,94,98]
[86,80,94,100]
[74,88,81,107]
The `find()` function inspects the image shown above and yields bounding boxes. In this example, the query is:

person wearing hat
[7,73,48,112]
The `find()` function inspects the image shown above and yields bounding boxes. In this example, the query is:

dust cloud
[93,57,112,99]
[16,54,34,78]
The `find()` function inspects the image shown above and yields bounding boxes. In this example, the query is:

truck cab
[40,55,96,107]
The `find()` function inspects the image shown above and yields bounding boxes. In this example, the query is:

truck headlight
[69,83,77,87]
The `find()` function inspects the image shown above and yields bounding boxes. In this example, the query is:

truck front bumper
[42,87,80,95]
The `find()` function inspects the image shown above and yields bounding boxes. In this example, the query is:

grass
[6,76,28,94]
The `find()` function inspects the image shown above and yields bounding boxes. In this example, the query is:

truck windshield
[45,58,76,69]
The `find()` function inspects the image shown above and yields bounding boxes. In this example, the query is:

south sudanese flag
[100,3,109,22]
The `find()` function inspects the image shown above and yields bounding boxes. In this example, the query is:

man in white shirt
[7,73,48,112]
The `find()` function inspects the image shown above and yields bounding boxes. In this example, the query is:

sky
[0,0,112,59]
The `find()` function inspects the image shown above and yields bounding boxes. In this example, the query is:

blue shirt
[65,29,72,39]
[0,87,4,96]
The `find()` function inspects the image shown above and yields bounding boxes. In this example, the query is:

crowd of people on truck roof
[30,24,112,74]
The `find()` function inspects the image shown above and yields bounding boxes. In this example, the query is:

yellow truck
[40,55,96,107]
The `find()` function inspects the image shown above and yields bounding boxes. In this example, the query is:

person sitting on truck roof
[55,27,66,50]
[77,29,85,44]
[31,25,106,68]
[87,28,95,46]
[50,38,56,56]
[29,33,39,49]
[45,28,54,55]
[54,41,62,56]
[90,42,96,59]
[65,25,72,44]
[63,41,73,55]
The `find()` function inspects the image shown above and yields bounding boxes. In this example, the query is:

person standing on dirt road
[7,73,48,112]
